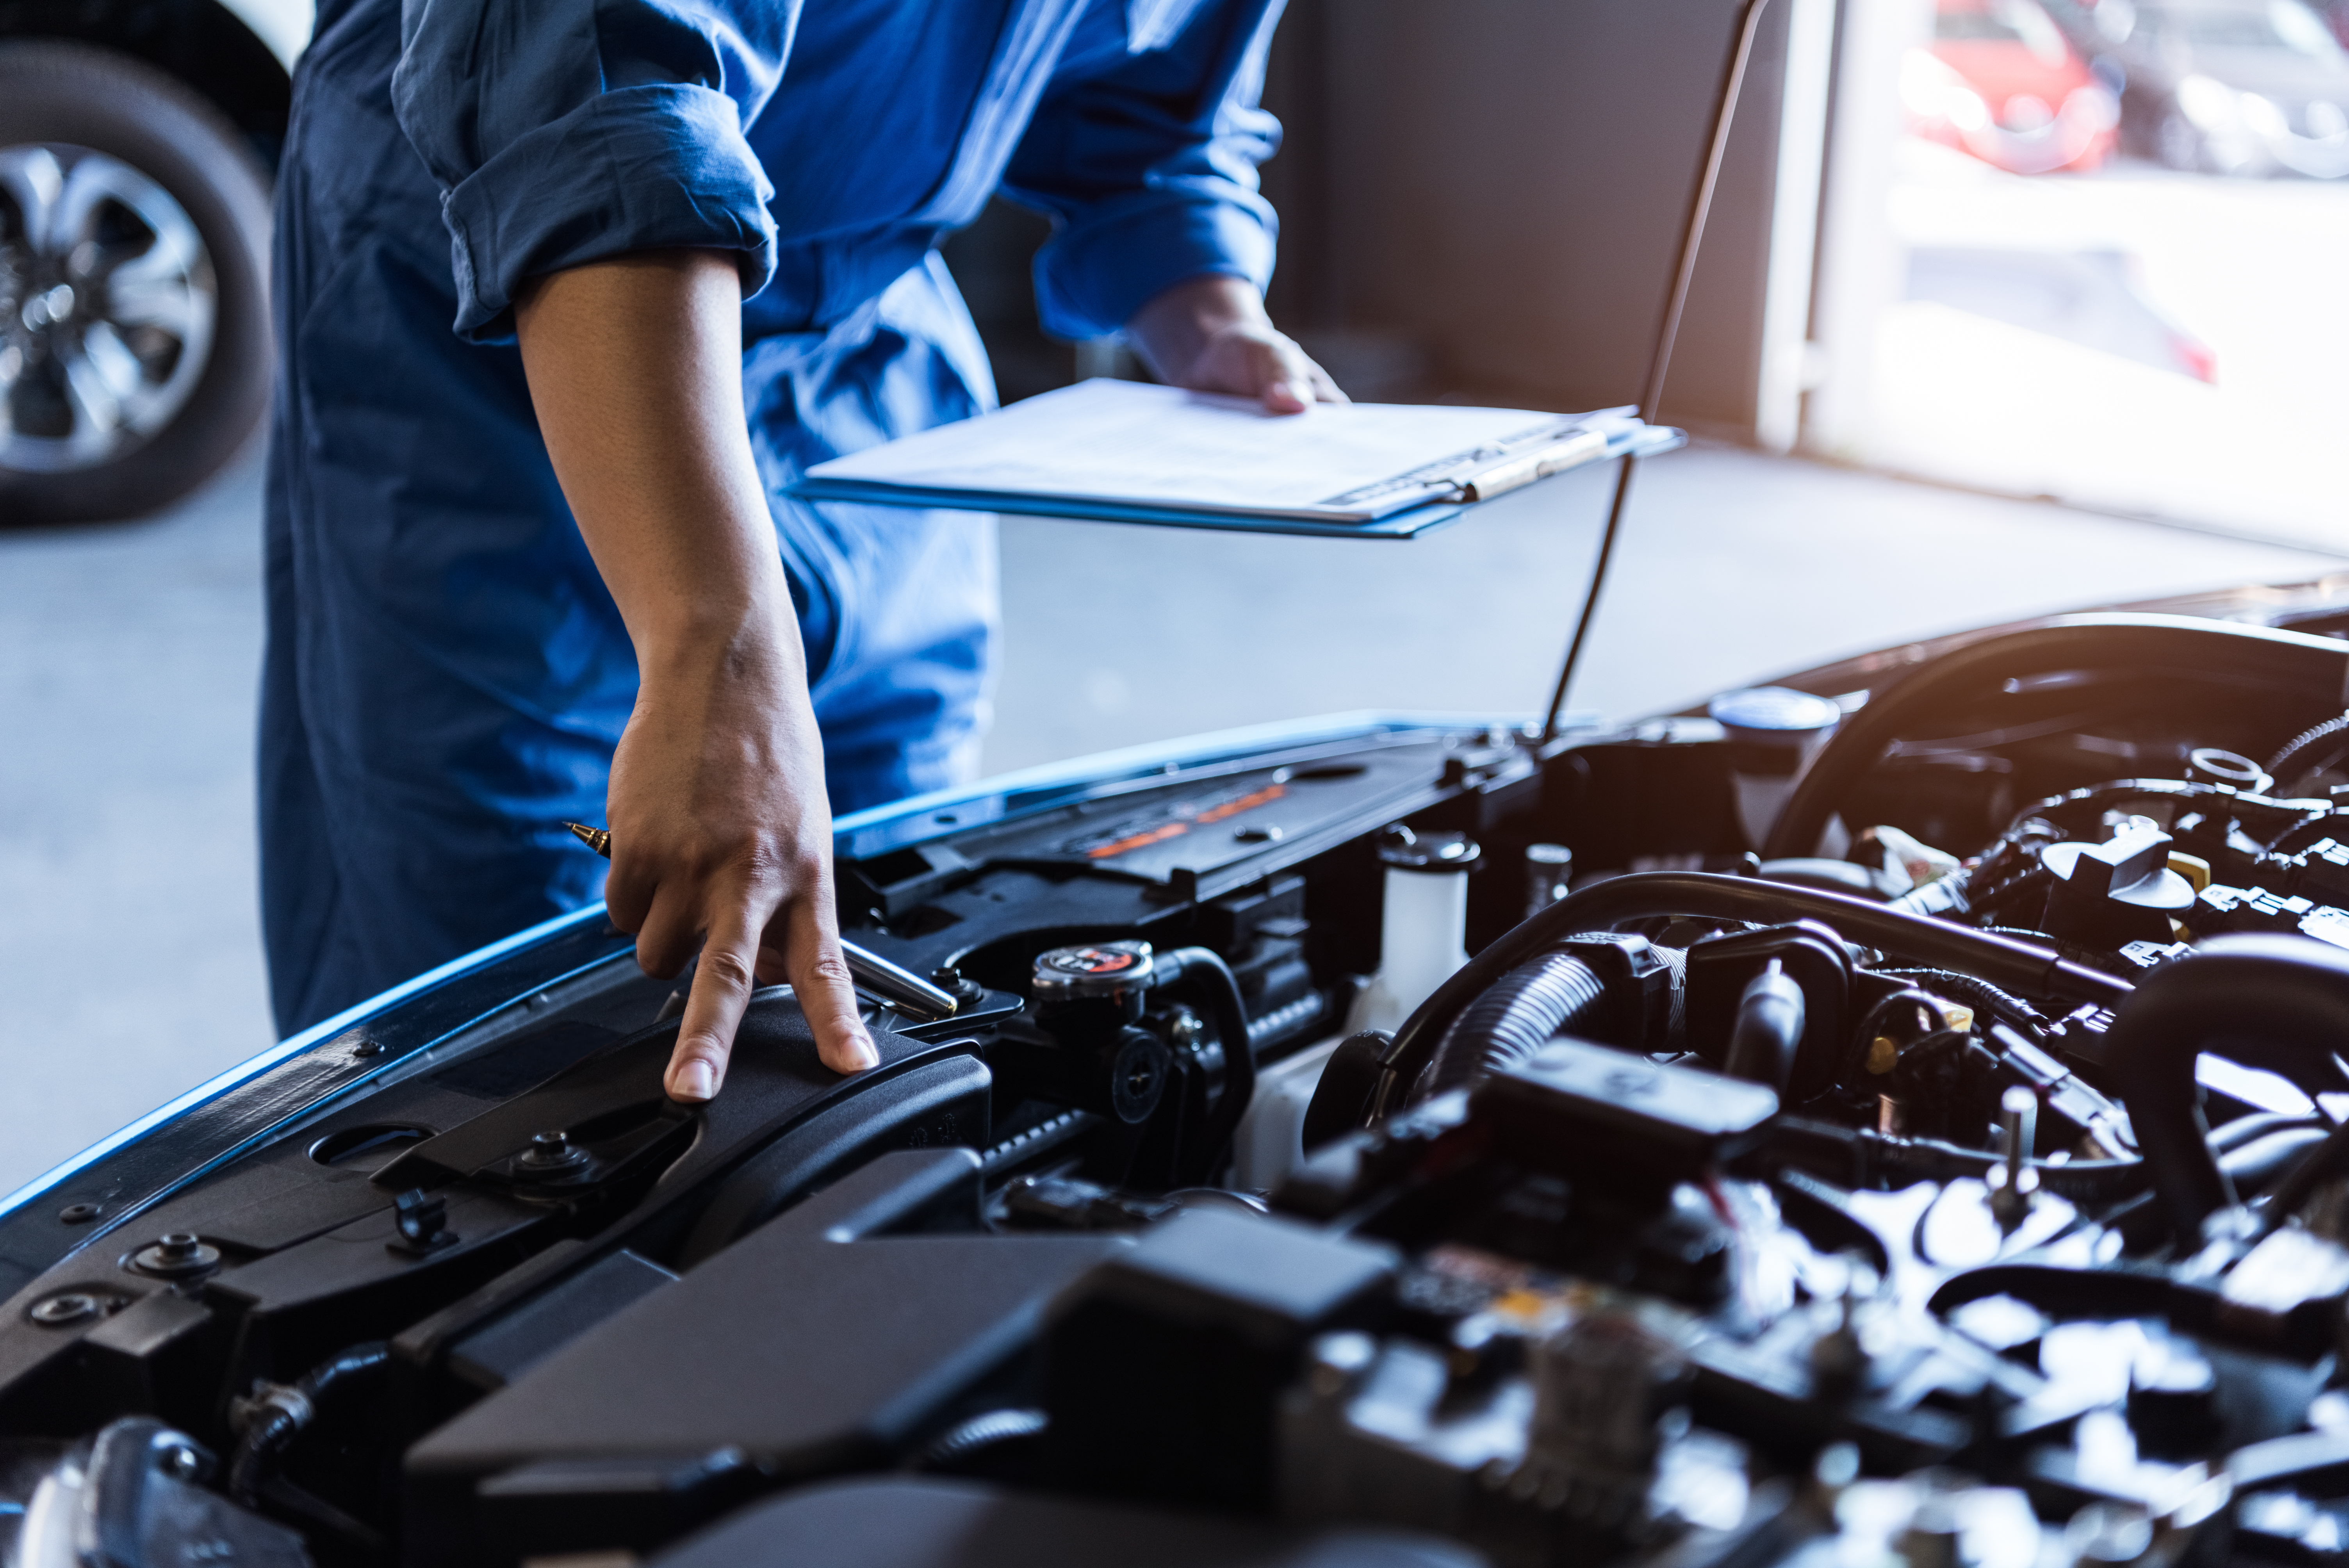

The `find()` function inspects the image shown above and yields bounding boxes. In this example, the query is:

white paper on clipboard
[801,379,1641,524]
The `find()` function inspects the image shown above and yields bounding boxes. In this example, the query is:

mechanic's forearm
[512,249,795,679]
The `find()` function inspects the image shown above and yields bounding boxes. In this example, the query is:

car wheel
[2157,110,2205,172]
[0,41,273,524]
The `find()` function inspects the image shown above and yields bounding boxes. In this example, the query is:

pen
[564,822,959,1021]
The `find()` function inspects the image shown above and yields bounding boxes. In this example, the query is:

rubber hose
[2269,712,2349,782]
[2103,934,2349,1240]
[1153,946,1255,1178]
[1766,1116,2144,1204]
[1419,950,1607,1099]
[2108,1130,2335,1251]
[2209,1111,2323,1155]
[2246,1115,2349,1235]
[2227,1127,2334,1197]
[1762,616,2349,862]
[228,1341,390,1504]
[1364,870,2129,1128]
[1872,968,2048,1033]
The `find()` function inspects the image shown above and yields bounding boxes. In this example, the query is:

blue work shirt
[394,0,1281,344]
[260,0,1287,1034]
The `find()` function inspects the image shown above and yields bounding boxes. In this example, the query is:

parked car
[0,1,307,524]
[1905,244,2219,380]
[2048,0,2349,175]
[1904,0,2121,173]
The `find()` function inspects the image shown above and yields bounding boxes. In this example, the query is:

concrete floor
[2,444,2339,1198]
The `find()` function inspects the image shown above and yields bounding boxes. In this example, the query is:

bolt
[57,1202,102,1225]
[130,1232,221,1279]
[349,1039,384,1059]
[29,1292,99,1327]
[157,1442,204,1481]
[517,1129,587,1173]
[1991,1087,2040,1232]
[929,966,985,1004]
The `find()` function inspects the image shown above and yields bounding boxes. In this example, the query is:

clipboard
[786,380,1686,541]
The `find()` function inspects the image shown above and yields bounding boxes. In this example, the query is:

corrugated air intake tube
[1419,950,1611,1099]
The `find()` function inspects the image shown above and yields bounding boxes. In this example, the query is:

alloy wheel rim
[0,144,218,475]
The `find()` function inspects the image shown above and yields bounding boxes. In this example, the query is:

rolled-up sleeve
[392,0,797,341]
[1003,0,1286,342]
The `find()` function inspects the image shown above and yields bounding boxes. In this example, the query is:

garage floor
[2,444,2339,1198]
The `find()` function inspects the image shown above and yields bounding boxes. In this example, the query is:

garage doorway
[1806,0,2349,549]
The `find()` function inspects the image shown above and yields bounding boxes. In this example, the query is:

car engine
[17,608,2349,1566]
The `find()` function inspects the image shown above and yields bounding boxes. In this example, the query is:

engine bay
[19,604,2349,1565]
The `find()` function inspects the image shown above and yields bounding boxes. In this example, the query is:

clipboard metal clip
[1449,426,1611,503]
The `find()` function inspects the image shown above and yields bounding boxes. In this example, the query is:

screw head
[517,1129,588,1173]
[57,1202,102,1225]
[29,1292,99,1327]
[157,1442,204,1481]
[130,1233,221,1279]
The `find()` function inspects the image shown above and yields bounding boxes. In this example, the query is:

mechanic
[262,0,1343,1102]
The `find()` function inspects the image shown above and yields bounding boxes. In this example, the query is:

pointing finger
[667,905,764,1102]
[783,896,877,1075]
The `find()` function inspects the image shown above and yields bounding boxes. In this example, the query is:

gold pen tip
[563,821,612,855]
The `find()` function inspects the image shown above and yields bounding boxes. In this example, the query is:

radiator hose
[2105,934,2349,1240]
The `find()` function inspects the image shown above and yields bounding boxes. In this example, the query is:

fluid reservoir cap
[2041,824,2197,914]
[1707,686,1841,746]
[1377,826,1480,874]
[2187,747,2272,794]
[1032,940,1154,1001]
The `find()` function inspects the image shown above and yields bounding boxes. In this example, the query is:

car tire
[0,41,273,524]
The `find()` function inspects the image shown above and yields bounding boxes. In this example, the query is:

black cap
[1032,941,1155,1002]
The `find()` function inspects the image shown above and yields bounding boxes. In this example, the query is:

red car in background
[1905,0,2123,171]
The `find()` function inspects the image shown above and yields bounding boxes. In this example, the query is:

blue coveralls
[262,0,1286,1034]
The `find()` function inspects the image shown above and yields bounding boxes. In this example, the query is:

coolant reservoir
[1709,686,1841,853]
[1349,828,1479,1033]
